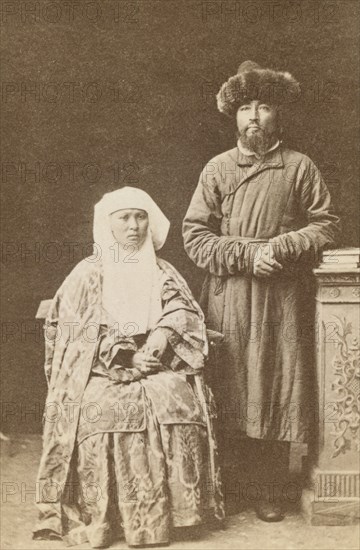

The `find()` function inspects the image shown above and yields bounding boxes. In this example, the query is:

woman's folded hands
[108,351,163,383]
[132,328,169,376]
[131,350,163,376]
[143,328,168,359]
[108,329,169,382]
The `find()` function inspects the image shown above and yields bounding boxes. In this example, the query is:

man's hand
[253,244,283,278]
[143,328,168,359]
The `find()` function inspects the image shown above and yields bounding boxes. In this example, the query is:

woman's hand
[131,350,162,376]
[143,328,168,359]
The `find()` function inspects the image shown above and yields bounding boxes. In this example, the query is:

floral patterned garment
[33,257,224,547]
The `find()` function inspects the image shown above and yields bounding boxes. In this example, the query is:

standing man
[182,62,340,521]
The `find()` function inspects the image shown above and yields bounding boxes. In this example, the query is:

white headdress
[93,187,170,335]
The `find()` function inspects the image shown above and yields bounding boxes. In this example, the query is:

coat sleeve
[182,165,256,276]
[155,259,208,371]
[43,290,61,386]
[270,158,341,263]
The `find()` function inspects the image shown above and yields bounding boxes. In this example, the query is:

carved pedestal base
[302,470,360,525]
[302,249,360,525]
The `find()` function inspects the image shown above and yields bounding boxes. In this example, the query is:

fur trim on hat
[217,63,301,117]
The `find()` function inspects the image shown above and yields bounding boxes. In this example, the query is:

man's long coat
[183,145,340,442]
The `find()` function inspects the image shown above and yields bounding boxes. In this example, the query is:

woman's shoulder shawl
[46,258,101,324]
[43,258,102,386]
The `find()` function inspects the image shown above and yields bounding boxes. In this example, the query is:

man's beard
[238,127,277,156]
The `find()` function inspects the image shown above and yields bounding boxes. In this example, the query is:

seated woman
[33,187,224,548]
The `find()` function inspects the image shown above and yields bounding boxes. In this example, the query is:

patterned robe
[183,145,340,443]
[33,257,224,547]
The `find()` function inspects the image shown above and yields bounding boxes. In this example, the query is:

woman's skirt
[64,371,222,548]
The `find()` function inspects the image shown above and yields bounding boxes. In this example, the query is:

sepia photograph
[1,1,359,549]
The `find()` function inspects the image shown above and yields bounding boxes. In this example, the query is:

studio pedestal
[302,249,360,525]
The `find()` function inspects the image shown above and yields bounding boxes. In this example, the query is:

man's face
[236,100,278,154]
[109,208,149,248]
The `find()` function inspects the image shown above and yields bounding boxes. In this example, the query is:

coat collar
[236,143,284,168]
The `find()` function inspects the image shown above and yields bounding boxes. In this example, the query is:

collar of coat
[236,141,284,168]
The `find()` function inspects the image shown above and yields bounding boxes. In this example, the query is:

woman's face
[109,208,149,248]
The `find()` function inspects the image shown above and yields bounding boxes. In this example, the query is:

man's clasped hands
[252,242,283,278]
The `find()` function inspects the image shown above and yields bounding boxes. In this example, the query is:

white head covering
[93,187,170,336]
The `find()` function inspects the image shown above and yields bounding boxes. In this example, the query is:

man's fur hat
[217,61,301,117]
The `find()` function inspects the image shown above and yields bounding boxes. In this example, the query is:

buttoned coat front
[183,145,340,442]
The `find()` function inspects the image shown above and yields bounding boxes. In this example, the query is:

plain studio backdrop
[1,0,359,432]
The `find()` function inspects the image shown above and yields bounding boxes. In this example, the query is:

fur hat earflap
[217,61,301,117]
